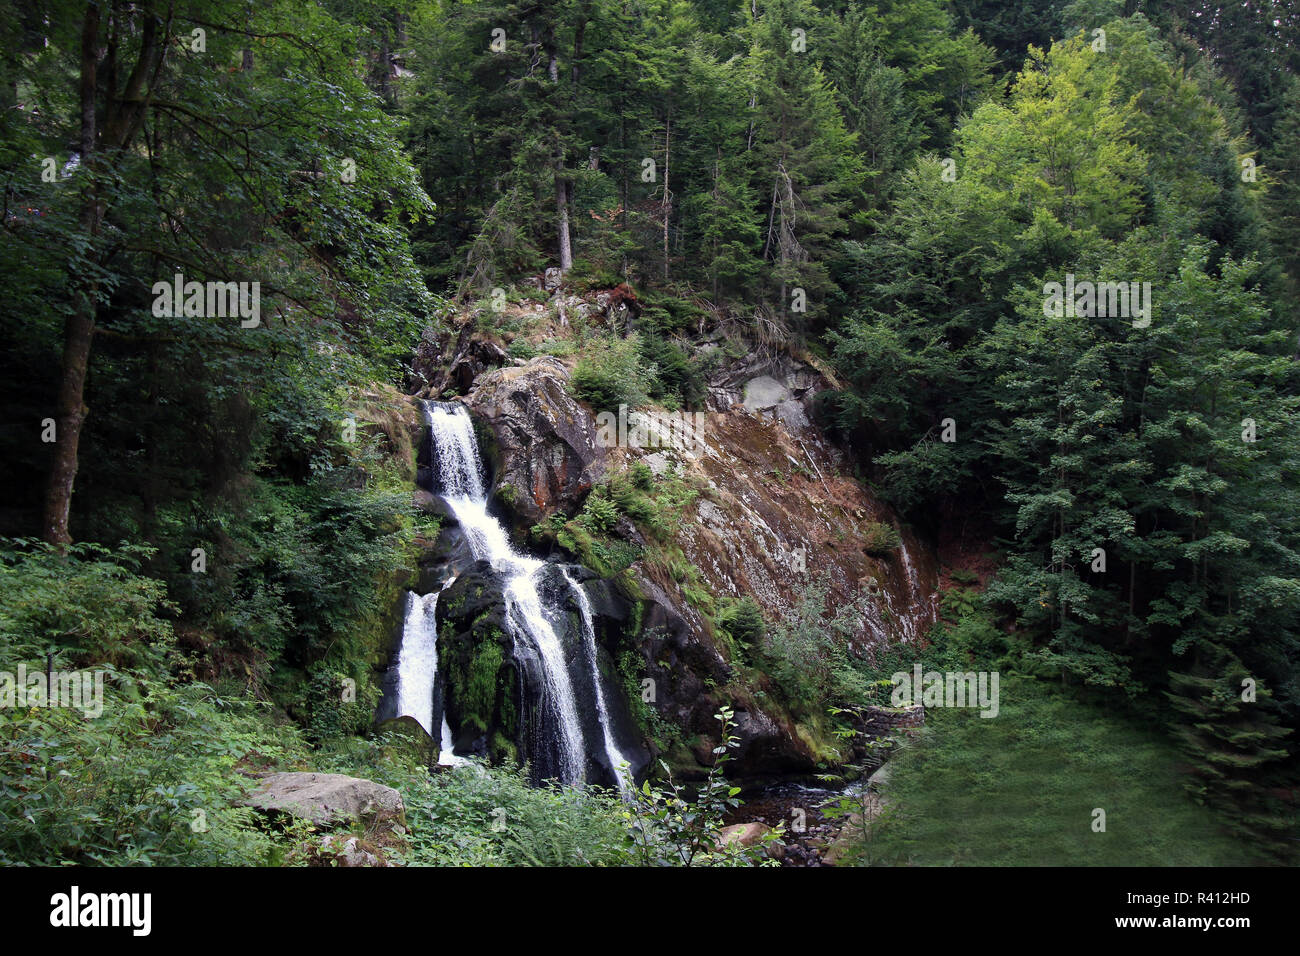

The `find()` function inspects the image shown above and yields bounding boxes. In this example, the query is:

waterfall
[562,568,635,795]
[395,591,440,736]
[394,580,463,766]
[893,531,937,645]
[421,401,596,787]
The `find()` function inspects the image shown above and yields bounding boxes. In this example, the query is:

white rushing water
[562,568,635,795]
[423,401,588,785]
[395,579,464,766]
[395,590,441,735]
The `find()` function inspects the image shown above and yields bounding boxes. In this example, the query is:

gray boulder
[242,772,405,827]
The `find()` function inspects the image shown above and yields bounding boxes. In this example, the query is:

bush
[629,461,655,491]
[716,597,766,648]
[577,489,620,534]
[0,540,175,671]
[570,334,649,411]
[758,577,877,713]
[316,740,633,866]
[860,521,902,556]
[0,541,312,866]
[639,332,707,409]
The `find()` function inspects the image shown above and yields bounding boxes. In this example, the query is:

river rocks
[718,821,772,848]
[464,357,606,526]
[315,834,392,867]
[242,772,405,828]
[718,780,868,867]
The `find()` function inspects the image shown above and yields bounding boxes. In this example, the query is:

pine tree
[749,0,864,341]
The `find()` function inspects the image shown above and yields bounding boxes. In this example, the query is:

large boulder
[464,357,606,525]
[241,772,405,828]
[718,821,773,848]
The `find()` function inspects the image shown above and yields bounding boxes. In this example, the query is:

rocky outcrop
[464,357,606,526]
[411,316,510,399]
[446,336,509,396]
[408,287,940,787]
[242,772,405,827]
[614,400,939,652]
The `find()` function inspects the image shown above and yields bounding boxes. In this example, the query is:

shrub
[716,597,766,648]
[639,333,707,408]
[315,740,633,866]
[861,521,902,556]
[628,461,655,491]
[570,333,649,411]
[578,489,620,534]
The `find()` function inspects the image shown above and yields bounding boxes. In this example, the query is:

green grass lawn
[855,677,1263,866]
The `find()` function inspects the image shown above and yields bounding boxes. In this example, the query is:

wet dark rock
[464,357,606,527]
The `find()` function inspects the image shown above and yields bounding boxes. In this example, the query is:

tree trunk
[43,3,102,546]
[547,36,572,272]
[555,156,573,271]
[43,0,167,546]
[662,111,671,282]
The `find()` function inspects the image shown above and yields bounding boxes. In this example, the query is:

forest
[1,0,1298,869]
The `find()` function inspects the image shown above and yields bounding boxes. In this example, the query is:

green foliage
[638,332,708,409]
[447,640,506,736]
[715,597,767,649]
[316,739,633,866]
[0,540,310,866]
[758,577,878,713]
[858,677,1270,866]
[570,334,651,411]
[0,676,310,866]
[577,489,621,535]
[860,521,902,556]
[0,541,176,670]
[826,14,1300,832]
[626,707,781,866]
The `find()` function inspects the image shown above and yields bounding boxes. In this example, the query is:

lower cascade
[387,400,638,790]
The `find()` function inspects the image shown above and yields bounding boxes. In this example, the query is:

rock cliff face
[463,357,606,526]
[416,292,940,783]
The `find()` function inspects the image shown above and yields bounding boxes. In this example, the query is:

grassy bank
[856,677,1263,866]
